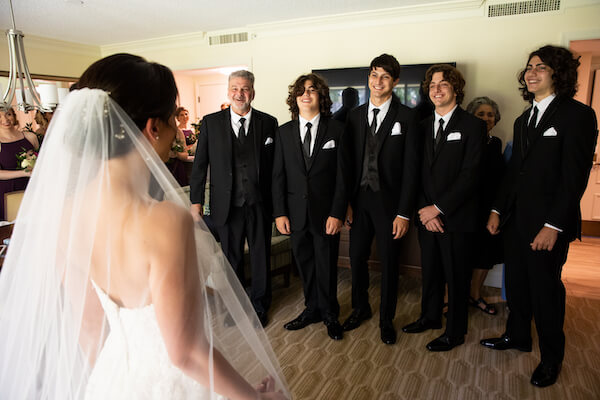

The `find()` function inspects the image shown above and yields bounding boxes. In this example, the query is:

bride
[0,54,288,400]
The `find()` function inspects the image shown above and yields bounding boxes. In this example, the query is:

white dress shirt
[298,113,320,156]
[433,105,458,139]
[230,108,252,137]
[528,93,556,127]
[368,96,392,133]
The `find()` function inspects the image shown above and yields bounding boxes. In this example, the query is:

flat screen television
[313,62,456,114]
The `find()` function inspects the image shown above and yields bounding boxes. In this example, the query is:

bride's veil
[0,87,288,398]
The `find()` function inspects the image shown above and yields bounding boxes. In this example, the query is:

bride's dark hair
[71,53,178,130]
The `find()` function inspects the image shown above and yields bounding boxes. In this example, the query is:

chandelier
[1,0,53,112]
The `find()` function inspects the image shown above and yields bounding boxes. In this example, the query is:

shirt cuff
[491,209,500,215]
[544,223,563,233]
[434,205,443,215]
[396,215,409,221]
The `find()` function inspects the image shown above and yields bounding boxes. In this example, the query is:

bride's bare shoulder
[144,200,194,240]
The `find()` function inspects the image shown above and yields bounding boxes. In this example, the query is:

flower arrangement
[16,148,38,172]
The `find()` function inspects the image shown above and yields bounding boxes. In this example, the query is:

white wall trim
[22,35,100,58]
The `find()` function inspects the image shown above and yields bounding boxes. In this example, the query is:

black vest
[360,122,381,191]
[231,125,261,207]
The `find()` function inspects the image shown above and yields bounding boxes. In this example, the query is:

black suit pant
[503,220,569,365]
[349,189,400,324]
[291,224,340,320]
[418,229,472,338]
[217,203,272,314]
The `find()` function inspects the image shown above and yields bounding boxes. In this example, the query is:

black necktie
[303,122,312,158]
[238,117,246,145]
[525,106,538,152]
[434,118,444,151]
[370,108,380,136]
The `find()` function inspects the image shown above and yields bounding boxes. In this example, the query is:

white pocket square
[542,127,558,137]
[264,137,273,145]
[446,132,461,141]
[322,139,336,149]
[390,122,402,136]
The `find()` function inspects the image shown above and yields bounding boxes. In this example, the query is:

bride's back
[89,195,157,308]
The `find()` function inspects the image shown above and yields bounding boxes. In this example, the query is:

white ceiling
[0,0,468,46]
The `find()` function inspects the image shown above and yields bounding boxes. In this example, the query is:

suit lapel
[309,117,328,171]
[375,97,398,154]
[424,117,435,166]
[222,109,233,165]
[519,108,530,160]
[357,104,369,171]
[251,110,262,174]
[291,120,306,173]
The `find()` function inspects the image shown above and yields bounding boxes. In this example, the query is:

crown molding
[19,35,100,58]
[101,32,206,56]
[249,0,485,38]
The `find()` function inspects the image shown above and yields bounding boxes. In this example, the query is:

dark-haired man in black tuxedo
[402,64,486,352]
[482,45,598,388]
[340,54,419,345]
[190,70,278,327]
[272,73,346,341]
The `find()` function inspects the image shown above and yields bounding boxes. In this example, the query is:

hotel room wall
[2,4,598,146]
[102,4,600,144]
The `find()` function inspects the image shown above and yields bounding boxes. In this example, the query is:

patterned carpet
[264,269,600,400]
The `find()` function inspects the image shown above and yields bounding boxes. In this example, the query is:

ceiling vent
[488,0,560,17]
[208,32,249,45]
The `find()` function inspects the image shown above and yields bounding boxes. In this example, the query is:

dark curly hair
[422,64,466,105]
[286,73,332,120]
[518,45,580,102]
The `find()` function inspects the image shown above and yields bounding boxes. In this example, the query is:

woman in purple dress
[0,108,39,220]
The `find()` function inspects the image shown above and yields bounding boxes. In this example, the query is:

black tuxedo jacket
[272,117,346,233]
[417,106,486,232]
[341,94,419,218]
[190,108,278,226]
[494,96,598,242]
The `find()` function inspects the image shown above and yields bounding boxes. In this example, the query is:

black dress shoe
[342,308,372,331]
[480,335,532,352]
[426,334,464,351]
[531,362,561,387]
[380,323,397,345]
[283,310,322,331]
[402,318,442,334]
[256,311,268,328]
[324,319,343,340]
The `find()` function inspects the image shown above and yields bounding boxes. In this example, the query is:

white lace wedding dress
[85,282,225,400]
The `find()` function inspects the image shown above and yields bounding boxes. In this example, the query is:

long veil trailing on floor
[0,89,289,399]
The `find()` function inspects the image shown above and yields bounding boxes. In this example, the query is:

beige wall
[3,4,599,146]
[100,4,600,145]
[0,35,100,78]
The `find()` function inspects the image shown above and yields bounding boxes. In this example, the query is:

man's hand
[392,217,409,239]
[325,217,343,235]
[275,216,291,235]
[345,205,353,229]
[418,205,440,225]
[530,226,558,251]
[487,212,500,235]
[425,216,444,233]
[190,203,203,222]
